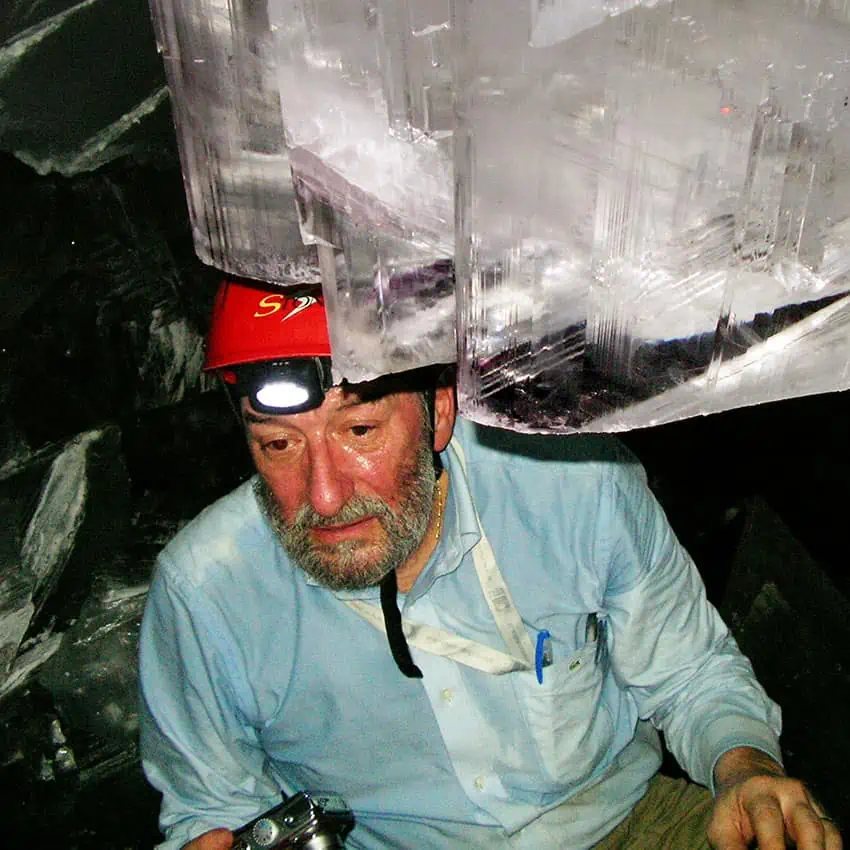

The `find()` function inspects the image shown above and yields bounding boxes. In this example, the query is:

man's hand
[182,828,234,850]
[708,747,842,850]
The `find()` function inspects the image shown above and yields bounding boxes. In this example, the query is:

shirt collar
[404,437,481,600]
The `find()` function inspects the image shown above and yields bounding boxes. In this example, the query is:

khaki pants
[594,775,714,850]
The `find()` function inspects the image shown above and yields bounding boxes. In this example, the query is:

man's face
[245,387,437,591]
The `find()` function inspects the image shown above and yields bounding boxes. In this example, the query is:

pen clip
[535,629,552,684]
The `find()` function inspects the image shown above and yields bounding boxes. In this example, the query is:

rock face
[0,0,171,175]
[1,429,118,686]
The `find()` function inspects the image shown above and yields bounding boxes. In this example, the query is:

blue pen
[535,629,552,684]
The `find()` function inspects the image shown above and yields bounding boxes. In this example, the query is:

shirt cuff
[704,716,783,795]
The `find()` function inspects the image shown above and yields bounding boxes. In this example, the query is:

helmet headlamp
[224,357,334,415]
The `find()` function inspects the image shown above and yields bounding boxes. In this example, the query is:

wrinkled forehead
[240,384,426,425]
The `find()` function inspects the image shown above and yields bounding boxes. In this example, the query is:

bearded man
[139,279,840,850]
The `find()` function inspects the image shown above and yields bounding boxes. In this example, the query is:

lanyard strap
[345,438,537,675]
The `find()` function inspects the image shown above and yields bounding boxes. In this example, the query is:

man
[139,279,841,850]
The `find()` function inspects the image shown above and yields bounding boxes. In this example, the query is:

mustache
[291,496,394,530]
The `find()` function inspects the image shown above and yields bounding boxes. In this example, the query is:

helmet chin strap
[379,569,423,678]
[425,386,443,477]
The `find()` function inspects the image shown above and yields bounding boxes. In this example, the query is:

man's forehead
[241,385,414,424]
[330,385,394,410]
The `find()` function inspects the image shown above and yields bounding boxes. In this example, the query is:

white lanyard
[345,438,537,675]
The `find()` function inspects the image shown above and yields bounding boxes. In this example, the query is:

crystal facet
[148,0,850,429]
[454,0,850,431]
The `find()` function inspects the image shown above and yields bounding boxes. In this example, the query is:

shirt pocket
[512,641,613,786]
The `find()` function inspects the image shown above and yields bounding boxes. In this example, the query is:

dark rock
[0,445,70,684]
[29,426,131,634]
[0,0,171,174]
[2,160,220,453]
[38,573,148,778]
[122,390,254,517]
[0,426,130,692]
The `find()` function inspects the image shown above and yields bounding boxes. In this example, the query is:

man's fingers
[749,790,844,850]
[709,773,843,850]
[707,802,752,850]
[707,822,749,850]
[182,828,234,850]
[786,802,834,850]
[747,796,791,850]
[811,796,844,850]
[823,817,844,850]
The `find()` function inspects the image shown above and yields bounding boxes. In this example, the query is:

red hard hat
[204,279,331,371]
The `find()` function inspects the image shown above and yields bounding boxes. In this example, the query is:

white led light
[256,380,310,409]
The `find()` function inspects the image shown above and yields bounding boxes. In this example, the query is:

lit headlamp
[221,357,334,415]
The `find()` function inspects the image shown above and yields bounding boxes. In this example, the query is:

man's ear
[432,385,457,453]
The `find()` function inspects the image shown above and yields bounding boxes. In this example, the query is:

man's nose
[306,440,354,517]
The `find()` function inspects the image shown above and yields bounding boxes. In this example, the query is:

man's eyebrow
[337,395,380,411]
[336,387,391,411]
[242,410,280,426]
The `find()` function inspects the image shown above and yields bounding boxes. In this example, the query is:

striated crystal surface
[455,0,850,432]
[268,0,456,380]
[147,0,318,283]
[148,0,850,423]
[147,0,457,378]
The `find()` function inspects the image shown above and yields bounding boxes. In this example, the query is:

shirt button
[440,688,454,703]
[473,776,486,791]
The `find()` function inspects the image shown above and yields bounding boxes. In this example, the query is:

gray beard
[254,440,437,591]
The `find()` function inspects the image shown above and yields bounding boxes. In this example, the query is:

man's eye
[265,438,290,452]
[349,424,374,437]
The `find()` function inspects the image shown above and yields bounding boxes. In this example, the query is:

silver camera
[232,791,355,849]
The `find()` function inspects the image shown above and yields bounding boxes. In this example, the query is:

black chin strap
[379,570,423,679]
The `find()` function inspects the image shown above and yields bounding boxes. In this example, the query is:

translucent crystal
[147,0,318,283]
[455,0,850,432]
[268,0,456,381]
[151,0,850,429]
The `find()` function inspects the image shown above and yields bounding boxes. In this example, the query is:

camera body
[231,791,355,849]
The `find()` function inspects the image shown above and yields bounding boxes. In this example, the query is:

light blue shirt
[139,420,782,849]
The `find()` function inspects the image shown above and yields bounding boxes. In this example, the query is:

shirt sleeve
[598,454,783,791]
[139,555,282,849]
